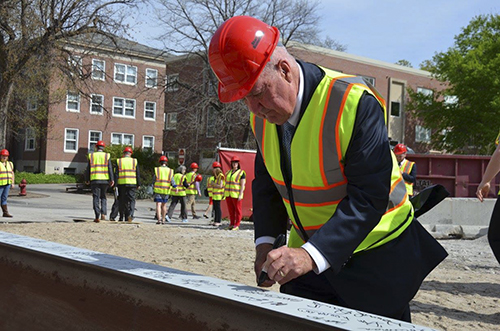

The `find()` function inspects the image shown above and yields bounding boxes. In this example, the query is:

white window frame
[64,128,79,153]
[66,91,80,112]
[90,94,104,115]
[111,133,134,146]
[114,63,137,85]
[166,74,179,92]
[25,127,36,151]
[360,75,375,86]
[142,135,154,150]
[165,112,177,130]
[417,87,433,106]
[145,68,158,88]
[144,101,156,121]
[92,59,105,81]
[68,55,82,76]
[415,125,431,143]
[113,97,136,118]
[88,130,102,151]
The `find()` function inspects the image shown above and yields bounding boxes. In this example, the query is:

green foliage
[395,59,413,68]
[407,14,500,155]
[14,171,78,184]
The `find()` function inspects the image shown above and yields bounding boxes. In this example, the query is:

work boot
[127,216,133,223]
[1,205,12,217]
[100,214,106,221]
[94,218,100,223]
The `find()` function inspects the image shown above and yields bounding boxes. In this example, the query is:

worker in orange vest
[393,144,417,197]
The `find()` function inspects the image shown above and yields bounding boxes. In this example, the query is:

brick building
[13,34,168,174]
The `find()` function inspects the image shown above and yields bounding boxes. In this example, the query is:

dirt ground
[0,221,498,331]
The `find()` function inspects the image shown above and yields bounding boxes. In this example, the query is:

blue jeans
[0,184,11,205]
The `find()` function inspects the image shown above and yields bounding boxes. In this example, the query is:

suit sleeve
[108,161,114,182]
[252,148,289,242]
[307,93,392,275]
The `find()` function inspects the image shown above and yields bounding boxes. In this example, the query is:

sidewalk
[5,184,212,225]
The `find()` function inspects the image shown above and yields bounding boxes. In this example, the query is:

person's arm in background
[402,162,417,184]
[239,175,246,200]
[136,164,141,188]
[196,181,201,196]
[11,163,14,188]
[108,160,114,186]
[477,142,500,201]
[85,160,91,185]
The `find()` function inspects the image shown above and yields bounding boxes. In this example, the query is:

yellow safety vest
[0,161,13,186]
[117,157,137,185]
[88,152,110,181]
[250,67,412,253]
[171,173,186,197]
[400,159,415,196]
[207,176,215,197]
[185,171,197,195]
[224,169,245,198]
[154,166,174,195]
[212,174,225,201]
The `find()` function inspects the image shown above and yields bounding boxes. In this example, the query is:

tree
[153,0,341,156]
[0,0,139,149]
[395,59,413,68]
[407,14,500,155]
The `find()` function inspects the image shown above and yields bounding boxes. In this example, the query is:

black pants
[488,198,500,264]
[91,183,108,219]
[213,199,222,223]
[167,195,187,219]
[118,186,136,221]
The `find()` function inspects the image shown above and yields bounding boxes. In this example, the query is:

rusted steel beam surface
[0,232,436,331]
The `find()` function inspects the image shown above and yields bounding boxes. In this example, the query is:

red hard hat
[124,146,133,154]
[96,140,105,148]
[195,174,203,182]
[0,149,9,156]
[190,162,199,169]
[231,156,240,162]
[159,156,168,163]
[209,16,280,103]
[212,161,221,168]
[393,144,407,155]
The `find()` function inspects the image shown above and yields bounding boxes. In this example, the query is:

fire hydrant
[18,179,27,196]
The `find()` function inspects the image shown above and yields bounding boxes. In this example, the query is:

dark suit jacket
[252,61,447,319]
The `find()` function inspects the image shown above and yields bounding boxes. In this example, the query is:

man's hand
[477,182,491,202]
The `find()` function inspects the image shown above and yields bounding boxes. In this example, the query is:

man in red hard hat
[209,16,447,322]
[393,144,417,197]
[0,149,14,217]
[185,162,202,219]
[85,141,114,223]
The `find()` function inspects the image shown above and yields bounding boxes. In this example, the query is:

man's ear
[278,60,293,83]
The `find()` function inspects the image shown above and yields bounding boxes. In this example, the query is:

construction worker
[153,156,174,224]
[208,16,447,322]
[167,165,188,223]
[210,161,225,227]
[185,162,202,219]
[0,149,14,217]
[203,173,215,221]
[115,146,140,222]
[224,156,246,230]
[393,143,417,197]
[85,141,114,223]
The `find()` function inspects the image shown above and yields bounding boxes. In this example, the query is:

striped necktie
[281,121,295,175]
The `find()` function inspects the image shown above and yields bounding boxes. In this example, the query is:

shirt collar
[286,61,303,127]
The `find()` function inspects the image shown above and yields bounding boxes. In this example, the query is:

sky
[128,0,499,68]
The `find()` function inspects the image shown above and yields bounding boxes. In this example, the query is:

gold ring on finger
[278,269,286,277]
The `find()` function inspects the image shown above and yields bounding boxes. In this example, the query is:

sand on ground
[0,221,498,330]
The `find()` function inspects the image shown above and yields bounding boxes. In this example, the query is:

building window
[360,75,375,86]
[68,55,82,76]
[144,101,156,120]
[66,91,80,112]
[417,87,433,106]
[415,125,431,143]
[92,59,105,80]
[390,101,401,117]
[165,112,177,130]
[90,94,104,115]
[27,98,37,111]
[113,97,135,118]
[89,131,102,151]
[114,63,137,85]
[25,128,36,151]
[111,133,134,146]
[64,128,79,153]
[166,74,179,92]
[143,136,154,150]
[145,68,158,88]
[206,106,216,138]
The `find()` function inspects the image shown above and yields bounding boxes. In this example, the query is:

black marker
[257,233,287,286]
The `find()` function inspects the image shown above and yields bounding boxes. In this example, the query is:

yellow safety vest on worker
[207,176,215,197]
[0,161,13,186]
[117,157,137,185]
[154,166,174,195]
[399,159,415,196]
[88,152,110,181]
[250,67,413,252]
[185,171,197,195]
[171,173,186,197]
[224,169,245,198]
[212,174,225,201]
